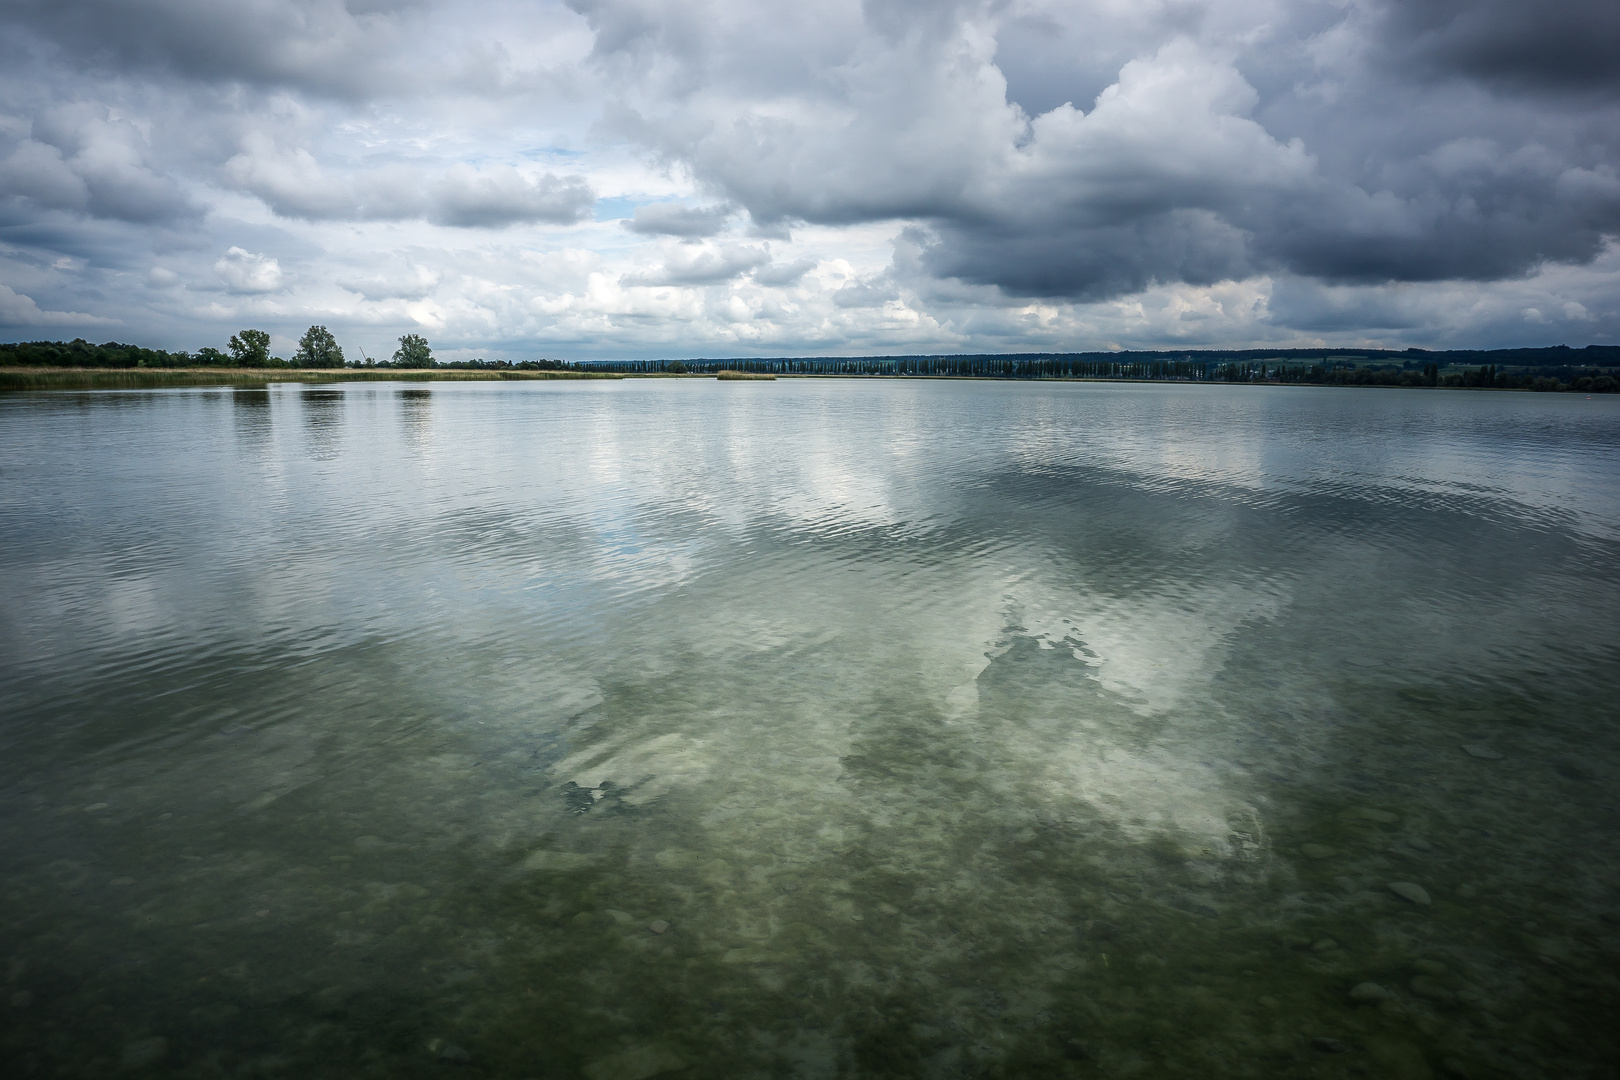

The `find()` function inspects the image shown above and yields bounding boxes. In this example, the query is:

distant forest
[3,339,1617,392]
[588,345,1620,391]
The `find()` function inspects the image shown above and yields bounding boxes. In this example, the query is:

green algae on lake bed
[0,379,1616,1078]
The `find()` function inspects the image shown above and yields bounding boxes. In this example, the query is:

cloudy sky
[2,0,1618,360]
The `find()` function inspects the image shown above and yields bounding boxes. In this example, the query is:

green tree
[393,333,433,368]
[195,346,229,366]
[228,329,271,368]
[294,325,345,368]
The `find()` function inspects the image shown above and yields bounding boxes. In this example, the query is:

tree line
[4,336,1616,391]
[579,349,1620,391]
[0,330,579,373]
[3,330,423,370]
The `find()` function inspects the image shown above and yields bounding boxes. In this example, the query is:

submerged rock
[648,920,669,935]
[1350,982,1394,1003]
[438,1043,472,1062]
[1460,744,1502,760]
[1312,1036,1349,1053]
[1410,976,1454,1002]
[1389,881,1431,905]
[1300,843,1336,859]
[1311,938,1339,952]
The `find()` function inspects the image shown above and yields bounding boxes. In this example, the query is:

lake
[1,378,1617,1078]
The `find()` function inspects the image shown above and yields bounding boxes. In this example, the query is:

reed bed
[0,368,620,391]
[715,370,777,380]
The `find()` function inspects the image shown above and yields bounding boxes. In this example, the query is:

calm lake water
[2,379,1618,1079]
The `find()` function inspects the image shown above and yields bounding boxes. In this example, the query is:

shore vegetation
[0,331,613,391]
[589,346,1620,391]
[6,339,1618,393]
[0,367,618,392]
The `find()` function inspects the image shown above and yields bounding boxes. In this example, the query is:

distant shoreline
[0,367,621,391]
[2,365,1616,394]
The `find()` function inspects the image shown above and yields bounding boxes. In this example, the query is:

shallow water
[1,379,1617,1079]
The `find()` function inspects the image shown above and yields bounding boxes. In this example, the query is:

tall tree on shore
[294,326,345,368]
[393,334,433,368]
[227,329,270,368]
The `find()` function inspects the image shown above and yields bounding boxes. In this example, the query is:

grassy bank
[716,370,776,381]
[0,367,621,392]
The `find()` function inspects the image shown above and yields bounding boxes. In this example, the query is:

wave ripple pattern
[1,379,1617,1079]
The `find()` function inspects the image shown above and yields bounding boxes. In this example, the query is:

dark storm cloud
[0,0,415,97]
[1264,277,1431,334]
[577,0,1620,303]
[3,0,1619,350]
[915,212,1254,302]
[1380,0,1620,94]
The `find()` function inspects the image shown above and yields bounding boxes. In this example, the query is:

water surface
[2,379,1617,1079]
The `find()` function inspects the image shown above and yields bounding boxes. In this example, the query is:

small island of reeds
[716,370,776,381]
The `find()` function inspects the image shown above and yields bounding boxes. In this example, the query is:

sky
[1,0,1618,362]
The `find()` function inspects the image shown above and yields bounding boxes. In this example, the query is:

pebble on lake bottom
[9,990,33,1008]
[1388,881,1431,905]
[648,920,669,934]
[1350,982,1394,1003]
[1312,1037,1349,1053]
[1300,843,1336,859]
[1460,744,1503,760]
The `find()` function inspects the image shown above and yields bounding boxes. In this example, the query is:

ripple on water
[0,380,1616,1076]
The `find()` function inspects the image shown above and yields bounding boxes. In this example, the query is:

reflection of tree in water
[231,388,271,454]
[399,387,432,451]
[300,388,345,460]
